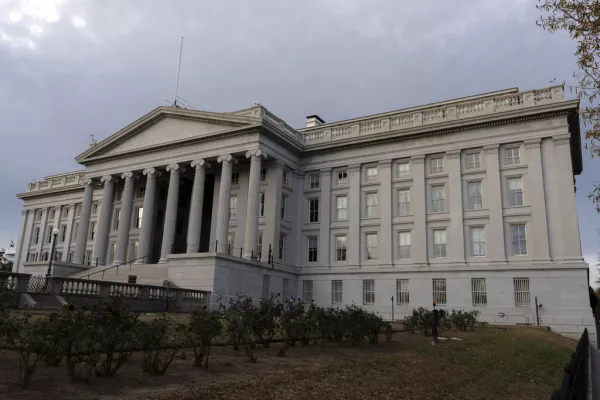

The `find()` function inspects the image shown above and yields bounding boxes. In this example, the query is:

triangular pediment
[76,106,261,163]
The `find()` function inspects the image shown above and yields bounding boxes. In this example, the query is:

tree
[537,0,600,211]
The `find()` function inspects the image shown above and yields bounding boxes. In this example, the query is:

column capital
[100,175,114,183]
[166,163,184,173]
[410,155,425,164]
[446,149,461,159]
[553,133,571,145]
[245,150,267,159]
[81,178,94,186]
[191,159,211,168]
[217,154,238,164]
[524,138,542,149]
[121,171,136,180]
[143,167,160,176]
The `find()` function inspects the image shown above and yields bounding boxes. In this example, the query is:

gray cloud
[1,0,599,279]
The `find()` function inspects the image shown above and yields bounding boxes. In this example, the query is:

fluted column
[215,155,236,253]
[187,159,210,253]
[92,175,115,265]
[244,150,266,258]
[160,164,182,263]
[113,172,136,265]
[74,179,94,264]
[137,168,159,263]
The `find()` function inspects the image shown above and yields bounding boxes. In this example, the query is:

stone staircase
[68,263,169,286]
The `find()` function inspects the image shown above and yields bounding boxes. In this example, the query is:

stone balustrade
[0,272,210,312]
[300,85,565,145]
[26,171,87,193]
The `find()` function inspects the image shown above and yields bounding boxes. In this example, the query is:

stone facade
[14,84,595,341]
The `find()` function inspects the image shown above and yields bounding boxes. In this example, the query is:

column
[318,168,331,267]
[74,179,94,264]
[215,155,235,253]
[244,151,265,258]
[524,138,551,262]
[378,160,393,267]
[92,175,115,265]
[348,164,361,267]
[553,134,583,261]
[35,208,48,257]
[137,167,159,263]
[61,204,76,262]
[14,210,30,272]
[113,172,135,265]
[447,150,465,264]
[186,160,209,253]
[410,155,428,266]
[483,145,506,263]
[262,161,283,259]
[160,164,182,262]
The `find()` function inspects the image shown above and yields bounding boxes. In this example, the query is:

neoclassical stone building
[14,84,595,339]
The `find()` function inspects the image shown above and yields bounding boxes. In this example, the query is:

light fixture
[498,312,505,317]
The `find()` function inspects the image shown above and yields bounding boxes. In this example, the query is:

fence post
[431,301,438,345]
[15,273,32,293]
[268,244,272,265]
[535,296,540,326]
[251,250,254,260]
[215,241,218,253]
[240,247,243,258]
[96,257,98,267]
[391,296,394,321]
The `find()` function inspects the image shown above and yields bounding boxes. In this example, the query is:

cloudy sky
[1,0,599,280]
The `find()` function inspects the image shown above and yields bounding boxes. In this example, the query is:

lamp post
[47,228,60,277]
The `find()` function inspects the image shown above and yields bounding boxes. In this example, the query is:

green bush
[59,306,101,382]
[402,307,442,336]
[448,309,481,331]
[187,306,222,368]
[4,312,48,387]
[140,315,186,375]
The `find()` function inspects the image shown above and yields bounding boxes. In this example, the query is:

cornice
[16,185,85,200]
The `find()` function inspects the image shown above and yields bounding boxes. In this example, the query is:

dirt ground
[0,326,575,400]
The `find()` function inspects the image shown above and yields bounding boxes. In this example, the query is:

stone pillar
[447,150,465,264]
[378,160,393,267]
[525,138,551,261]
[14,210,30,272]
[215,155,236,253]
[553,134,583,261]
[92,175,115,265]
[348,164,361,267]
[483,145,506,263]
[262,161,283,259]
[159,164,182,263]
[187,160,209,253]
[318,168,331,266]
[244,151,265,258]
[114,172,136,265]
[35,208,48,257]
[62,204,76,262]
[410,155,428,266]
[137,168,159,263]
[74,179,94,264]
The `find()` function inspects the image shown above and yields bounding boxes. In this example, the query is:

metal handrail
[81,255,149,281]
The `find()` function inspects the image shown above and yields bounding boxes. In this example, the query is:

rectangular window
[49,208,56,219]
[89,222,96,240]
[366,166,378,181]
[398,231,411,259]
[259,192,265,217]
[62,206,68,218]
[431,157,444,174]
[337,171,348,184]
[468,181,483,210]
[511,224,527,255]
[336,196,348,220]
[466,153,481,170]
[507,177,523,206]
[76,204,82,217]
[396,279,409,305]
[33,227,40,245]
[226,233,235,254]
[433,229,447,258]
[398,189,411,216]
[47,226,53,243]
[431,186,445,212]
[471,227,486,257]
[85,250,93,265]
[134,207,143,228]
[137,185,146,199]
[60,225,67,242]
[116,190,123,201]
[36,210,42,221]
[260,168,267,181]
[471,278,487,306]
[309,199,319,223]
[309,174,320,189]
[129,240,139,260]
[262,275,270,298]
[514,277,530,306]
[231,172,239,185]
[366,193,378,217]
[506,147,520,165]
[281,195,288,219]
[108,242,116,263]
[283,278,289,300]
[366,233,378,260]
[229,196,238,219]
[54,251,62,261]
[72,223,78,241]
[336,235,347,261]
[282,171,289,185]
[332,280,343,305]
[307,236,318,263]
[432,278,447,305]
[92,203,99,215]
[257,231,263,256]
[363,279,375,305]
[303,280,313,302]
[278,233,286,260]
[113,209,120,231]
[397,162,410,177]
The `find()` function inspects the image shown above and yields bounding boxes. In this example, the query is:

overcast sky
[1,0,599,281]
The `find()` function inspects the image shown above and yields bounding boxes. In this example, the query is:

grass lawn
[153,327,574,400]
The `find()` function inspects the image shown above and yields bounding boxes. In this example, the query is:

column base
[158,258,169,264]
[112,260,124,267]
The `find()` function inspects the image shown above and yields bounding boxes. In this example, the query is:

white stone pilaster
[447,150,465,264]
[114,172,136,265]
[160,164,183,263]
[410,155,428,266]
[483,144,506,263]
[74,179,94,264]
[62,204,76,262]
[93,175,115,265]
[215,155,236,253]
[378,160,393,267]
[14,210,29,272]
[244,151,265,258]
[262,161,283,261]
[318,168,331,266]
[525,138,551,261]
[348,164,361,267]
[137,167,159,263]
[186,160,209,253]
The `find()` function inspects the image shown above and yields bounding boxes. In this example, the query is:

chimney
[306,114,325,128]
